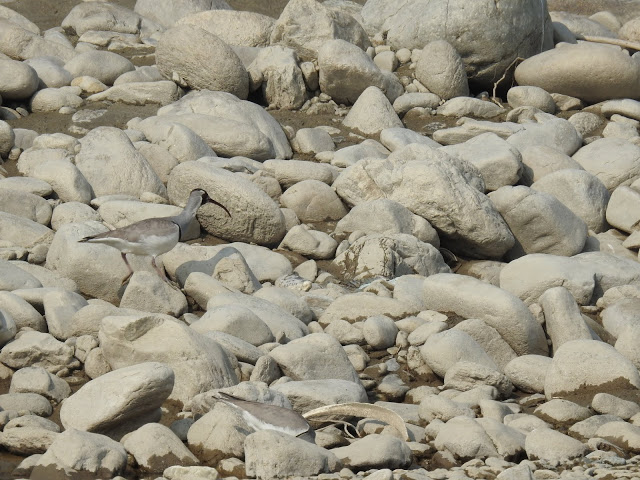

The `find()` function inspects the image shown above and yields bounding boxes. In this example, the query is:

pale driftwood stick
[579,35,640,51]
[491,57,525,106]
[303,402,410,441]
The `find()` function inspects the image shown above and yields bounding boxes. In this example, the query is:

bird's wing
[80,218,178,244]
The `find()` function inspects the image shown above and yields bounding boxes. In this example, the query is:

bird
[79,188,230,284]
[213,391,316,443]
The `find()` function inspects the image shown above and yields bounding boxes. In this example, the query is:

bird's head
[190,188,231,217]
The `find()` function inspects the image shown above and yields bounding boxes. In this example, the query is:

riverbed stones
[0,59,39,100]
[318,40,402,104]
[361,0,552,89]
[421,273,548,356]
[333,145,515,259]
[64,51,135,86]
[9,367,71,404]
[331,434,412,470]
[279,179,347,223]
[271,0,370,61]
[98,314,238,404]
[177,10,275,48]
[531,169,610,233]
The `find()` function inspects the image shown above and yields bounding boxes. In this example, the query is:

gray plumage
[215,392,315,442]
[79,189,229,283]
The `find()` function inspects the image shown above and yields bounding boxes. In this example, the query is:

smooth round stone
[515,43,640,103]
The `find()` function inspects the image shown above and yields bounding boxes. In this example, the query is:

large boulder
[167,161,286,246]
[98,314,238,405]
[360,0,553,89]
[318,39,402,104]
[74,127,166,199]
[156,89,292,159]
[156,25,249,99]
[515,43,640,103]
[270,0,370,61]
[334,145,514,259]
[176,10,275,47]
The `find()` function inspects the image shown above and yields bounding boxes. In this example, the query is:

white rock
[167,161,286,246]
[332,233,449,282]
[540,287,594,354]
[75,126,166,199]
[489,185,588,258]
[335,199,439,246]
[361,0,552,89]
[379,127,441,151]
[64,51,134,86]
[333,145,514,258]
[60,362,173,436]
[441,133,523,191]
[444,361,513,398]
[270,0,370,61]
[318,39,401,104]
[415,40,468,100]
[421,330,498,378]
[119,271,188,317]
[515,43,640,103]
[524,428,588,465]
[156,89,292,160]
[248,46,307,110]
[30,429,127,478]
[507,116,582,157]
[134,0,231,29]
[30,159,92,204]
[87,80,183,106]
[507,86,555,113]
[453,319,518,371]
[280,179,347,223]
[362,315,398,350]
[99,314,238,404]
[121,422,199,472]
[0,331,77,374]
[207,292,308,343]
[342,86,403,135]
[269,333,361,384]
[0,292,45,331]
[531,169,610,233]
[177,9,274,47]
[591,393,640,420]
[607,185,640,233]
[437,97,505,118]
[280,225,337,260]
[156,25,248,99]
[573,137,640,191]
[331,434,411,470]
[0,59,39,100]
[245,430,340,478]
[421,273,548,356]
[544,339,640,400]
[434,416,499,460]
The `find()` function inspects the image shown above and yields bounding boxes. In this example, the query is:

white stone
[342,86,403,135]
[489,185,588,258]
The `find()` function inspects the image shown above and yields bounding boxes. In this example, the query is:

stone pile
[0,0,640,479]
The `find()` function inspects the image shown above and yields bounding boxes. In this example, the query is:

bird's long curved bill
[208,198,231,217]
